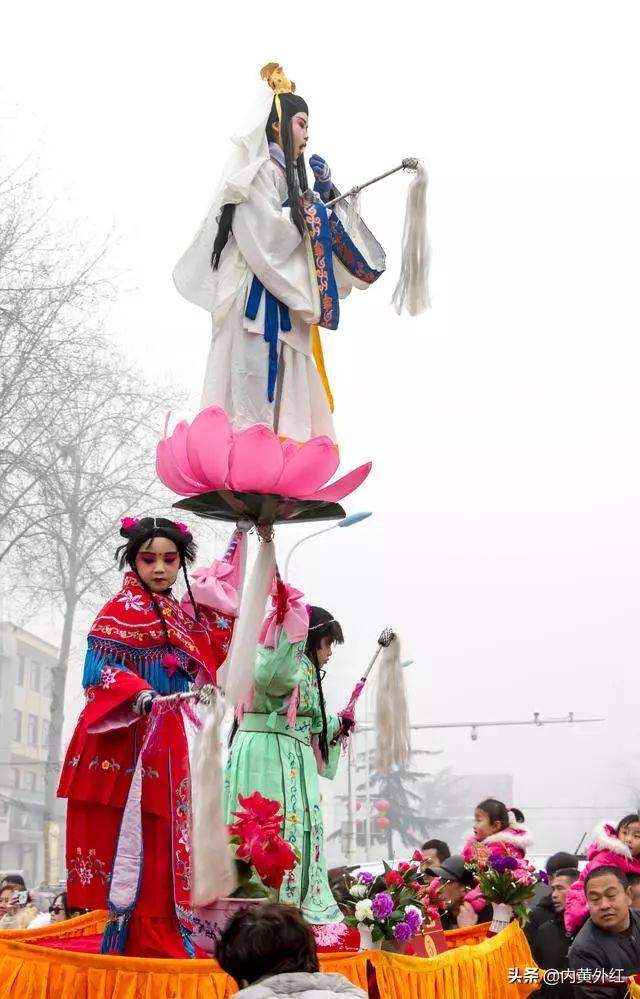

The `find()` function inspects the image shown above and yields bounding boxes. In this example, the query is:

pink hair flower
[121,516,140,531]
[174,521,190,534]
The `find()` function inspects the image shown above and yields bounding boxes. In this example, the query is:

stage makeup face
[136,537,180,592]
[290,112,308,159]
[316,635,333,667]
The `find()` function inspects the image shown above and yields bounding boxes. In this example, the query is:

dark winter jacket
[531,911,575,999]
[525,893,556,952]
[568,909,640,998]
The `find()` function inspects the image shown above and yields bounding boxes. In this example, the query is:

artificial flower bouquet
[228,792,298,897]
[465,851,543,924]
[344,851,442,945]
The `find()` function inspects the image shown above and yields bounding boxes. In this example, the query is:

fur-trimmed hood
[587,822,632,860]
[483,826,533,851]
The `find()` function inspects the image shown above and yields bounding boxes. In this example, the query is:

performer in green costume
[224,590,352,925]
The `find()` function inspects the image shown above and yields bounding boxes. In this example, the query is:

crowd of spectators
[0,873,81,930]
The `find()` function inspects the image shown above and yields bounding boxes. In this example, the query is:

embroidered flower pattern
[101,666,118,689]
[175,777,192,891]
[89,757,121,772]
[115,588,149,613]
[67,848,110,887]
[67,755,81,767]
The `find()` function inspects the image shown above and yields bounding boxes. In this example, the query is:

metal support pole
[364,685,372,856]
[346,734,357,861]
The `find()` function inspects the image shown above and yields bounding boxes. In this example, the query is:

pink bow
[259,582,309,649]
[187,560,239,616]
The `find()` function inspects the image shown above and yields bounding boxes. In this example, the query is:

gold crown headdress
[260,62,296,96]
[260,63,297,126]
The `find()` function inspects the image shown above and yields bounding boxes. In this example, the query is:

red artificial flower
[229,792,284,858]
[397,862,411,873]
[249,835,297,890]
[385,871,404,887]
[412,849,424,862]
[410,881,422,892]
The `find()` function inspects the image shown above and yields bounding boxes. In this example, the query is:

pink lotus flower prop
[156,406,372,504]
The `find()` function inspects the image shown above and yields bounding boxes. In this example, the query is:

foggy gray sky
[4,0,640,856]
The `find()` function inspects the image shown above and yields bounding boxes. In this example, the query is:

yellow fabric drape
[628,977,640,997]
[368,923,540,999]
[443,921,490,949]
[0,916,539,999]
[310,325,335,412]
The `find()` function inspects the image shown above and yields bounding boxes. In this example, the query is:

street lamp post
[283,512,372,581]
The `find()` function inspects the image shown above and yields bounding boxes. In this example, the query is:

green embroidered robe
[224,634,342,924]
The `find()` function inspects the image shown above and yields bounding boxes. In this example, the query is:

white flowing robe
[178,159,385,443]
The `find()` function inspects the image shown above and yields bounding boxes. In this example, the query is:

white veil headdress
[172,87,274,313]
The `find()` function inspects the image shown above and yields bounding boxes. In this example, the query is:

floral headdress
[120,516,192,538]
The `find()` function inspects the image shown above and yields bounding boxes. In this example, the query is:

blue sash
[245,277,292,403]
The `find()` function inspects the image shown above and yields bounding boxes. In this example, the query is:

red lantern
[374,799,390,813]
[375,815,390,830]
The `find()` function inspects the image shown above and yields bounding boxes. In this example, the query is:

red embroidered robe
[57,572,233,958]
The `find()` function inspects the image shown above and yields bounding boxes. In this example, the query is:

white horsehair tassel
[375,634,411,771]
[223,536,276,708]
[191,687,237,905]
[391,163,431,317]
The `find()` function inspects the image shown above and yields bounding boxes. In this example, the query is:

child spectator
[217,902,366,999]
[461,798,531,916]
[461,799,531,865]
[565,814,640,935]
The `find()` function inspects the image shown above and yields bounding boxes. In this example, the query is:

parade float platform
[0,911,540,998]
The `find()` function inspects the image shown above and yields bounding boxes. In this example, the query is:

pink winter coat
[564,823,640,935]
[461,826,533,914]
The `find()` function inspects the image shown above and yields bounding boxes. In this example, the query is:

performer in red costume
[58,516,243,958]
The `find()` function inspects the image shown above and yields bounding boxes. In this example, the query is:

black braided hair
[304,606,344,765]
[211,93,309,271]
[182,562,200,622]
[116,516,199,656]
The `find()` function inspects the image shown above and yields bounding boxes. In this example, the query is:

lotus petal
[169,420,208,492]
[274,436,339,497]
[227,424,285,492]
[156,438,204,496]
[281,438,299,464]
[186,406,233,491]
[304,462,373,503]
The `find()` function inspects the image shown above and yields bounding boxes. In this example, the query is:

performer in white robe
[173,63,385,444]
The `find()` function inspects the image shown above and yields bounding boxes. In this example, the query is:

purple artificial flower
[492,855,519,872]
[537,870,549,885]
[372,891,394,920]
[393,921,413,943]
[359,871,375,886]
[404,907,422,932]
